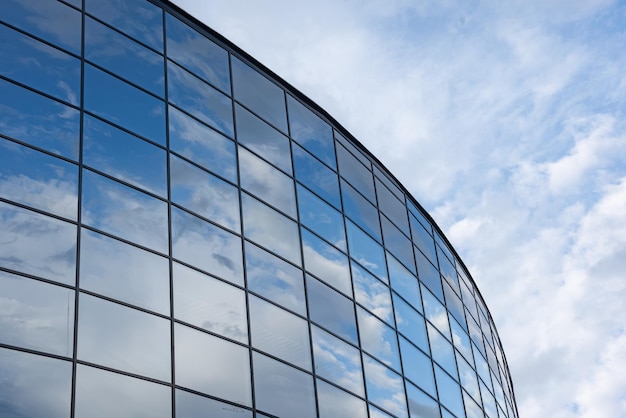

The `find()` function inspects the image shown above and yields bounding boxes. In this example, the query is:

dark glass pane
[410,214,437,266]
[81,169,169,253]
[85,0,163,51]
[0,271,74,356]
[357,307,401,371]
[175,323,252,407]
[75,364,170,418]
[388,255,421,312]
[287,95,335,168]
[245,242,306,316]
[166,13,230,92]
[297,184,346,251]
[253,352,316,418]
[77,294,171,381]
[176,390,252,418]
[306,275,358,345]
[85,16,164,96]
[293,144,340,209]
[169,105,237,183]
[0,138,78,219]
[428,324,457,379]
[416,250,444,302]
[335,131,371,167]
[346,220,387,282]
[0,24,80,102]
[405,382,440,418]
[376,178,409,232]
[399,337,436,397]
[434,366,465,418]
[336,142,375,202]
[341,179,381,241]
[317,379,367,418]
[0,79,80,159]
[0,0,81,54]
[352,263,392,324]
[83,115,167,196]
[301,229,351,295]
[171,206,244,286]
[170,154,240,232]
[374,167,404,201]
[80,229,170,314]
[232,57,287,133]
[382,216,415,273]
[0,347,71,418]
[85,64,166,145]
[363,355,408,418]
[168,61,233,137]
[235,104,291,174]
[393,294,428,353]
[173,262,247,343]
[0,201,76,285]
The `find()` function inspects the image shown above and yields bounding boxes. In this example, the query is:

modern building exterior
[0,0,518,417]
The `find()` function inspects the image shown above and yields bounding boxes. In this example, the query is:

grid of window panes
[0,1,518,417]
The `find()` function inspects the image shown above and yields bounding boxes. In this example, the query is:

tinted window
[293,144,340,209]
[287,95,335,168]
[306,276,358,345]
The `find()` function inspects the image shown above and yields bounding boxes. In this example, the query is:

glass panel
[0,139,78,219]
[311,325,364,397]
[249,295,311,370]
[170,154,240,232]
[287,95,335,168]
[346,220,387,282]
[235,104,291,174]
[168,62,233,137]
[353,263,392,324]
[169,105,237,183]
[440,254,460,291]
[245,242,305,316]
[85,64,166,145]
[474,348,492,388]
[82,169,168,253]
[166,13,230,93]
[435,232,455,264]
[83,115,166,196]
[399,337,437,396]
[0,24,80,103]
[341,179,381,241]
[75,364,170,418]
[393,295,429,353]
[306,275,358,345]
[176,389,253,418]
[450,317,473,362]
[422,287,451,339]
[388,255,421,311]
[416,250,444,302]
[0,79,80,159]
[407,201,432,234]
[481,380,498,418]
[317,379,367,418]
[468,316,485,358]
[428,324,458,379]
[239,147,296,217]
[85,0,163,51]
[293,144,340,209]
[175,324,252,406]
[382,216,415,273]
[374,167,404,200]
[457,354,480,404]
[363,355,408,418]
[171,206,243,286]
[370,404,395,418]
[463,391,484,418]
[242,194,301,265]
[301,229,351,295]
[253,352,316,418]
[435,367,465,418]
[357,307,401,371]
[376,178,409,232]
[297,184,346,251]
[461,280,479,322]
[406,382,441,418]
[232,57,287,133]
[335,131,371,167]
[85,16,164,96]
[77,294,171,381]
[0,0,81,54]
[411,214,438,265]
[0,201,76,285]
[80,229,170,314]
[336,142,375,202]
[0,271,74,356]
[444,281,467,330]
[0,347,71,418]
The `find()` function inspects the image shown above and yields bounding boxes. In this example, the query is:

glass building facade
[0,1,518,417]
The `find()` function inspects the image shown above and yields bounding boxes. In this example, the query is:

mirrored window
[317,379,367,418]
[336,142,375,202]
[75,364,171,418]
[83,115,166,196]
[370,404,395,418]
[341,179,381,242]
[435,232,455,264]
[0,201,76,285]
[85,64,166,145]
[467,316,485,358]
[376,178,409,232]
[306,275,358,345]
[85,0,163,51]
[407,200,432,232]
[353,263,392,324]
[463,391,484,418]
[0,271,74,356]
[393,294,428,353]
[0,24,80,103]
[0,79,80,160]
[374,167,404,201]
[166,13,230,93]
[422,287,451,339]
[175,324,252,407]
[0,347,71,418]
[169,105,237,183]
[460,280,479,322]
[253,352,316,418]
[363,355,408,418]
[399,337,436,397]
[357,307,401,371]
[388,255,421,312]
[235,104,291,174]
[311,325,364,397]
[474,347,492,388]
[443,281,467,330]
[80,229,170,314]
[335,131,371,167]
[171,206,243,286]
[297,184,346,251]
[439,253,460,291]
[434,366,465,418]
[457,353,480,404]
[415,250,444,302]
[405,382,440,418]
[173,262,247,343]
[287,95,335,168]
[428,324,457,379]
[170,154,240,232]
[449,317,472,362]
[410,214,438,266]
[232,57,287,133]
[301,229,351,296]
[382,216,415,273]
[293,144,340,209]
[176,389,253,418]
[0,139,78,219]
[346,220,387,283]
[77,294,171,381]
[82,169,168,253]
[480,380,498,418]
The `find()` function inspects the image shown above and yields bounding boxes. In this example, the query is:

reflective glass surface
[297,184,346,250]
[353,263,393,324]
[302,228,351,295]
[337,142,375,202]
[411,213,438,265]
[307,275,358,345]
[293,144,341,209]
[287,95,335,168]
[341,178,382,241]
[435,366,465,418]
[317,379,368,418]
[176,389,253,418]
[406,382,440,418]
[388,255,422,311]
[382,216,416,273]
[346,220,387,282]
[376,178,409,232]
[357,306,401,371]
[400,337,437,397]
[363,355,408,418]
[416,249,444,302]
[394,295,429,353]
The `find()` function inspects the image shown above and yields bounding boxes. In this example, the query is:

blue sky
[173,1,626,416]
